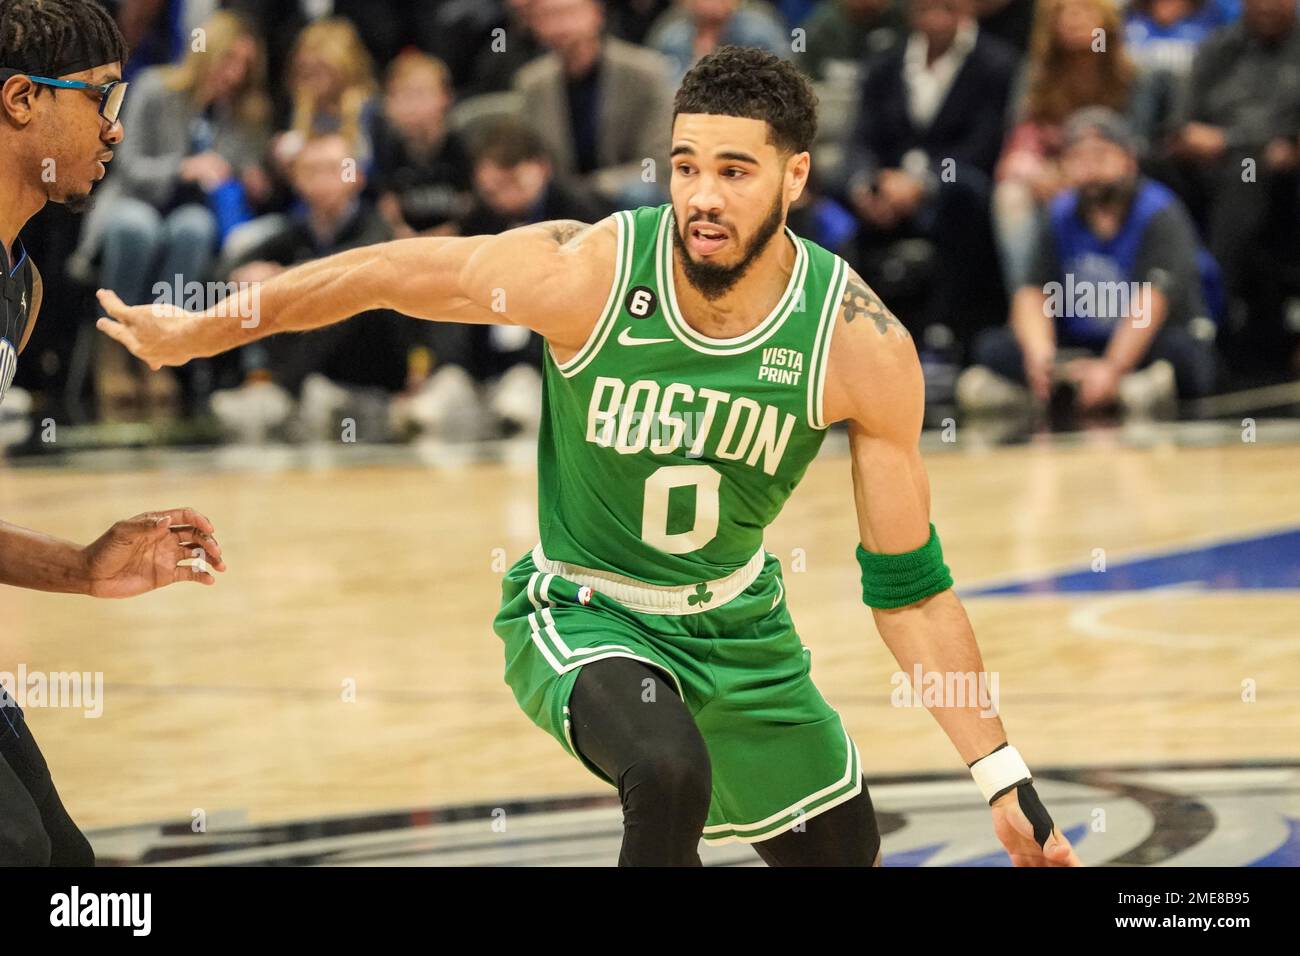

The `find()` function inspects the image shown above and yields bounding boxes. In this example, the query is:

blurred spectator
[210,133,413,441]
[405,116,609,436]
[648,0,793,82]
[224,16,380,266]
[786,167,860,253]
[1125,0,1240,141]
[1161,0,1300,347]
[430,0,548,96]
[776,0,820,27]
[85,9,271,417]
[224,0,312,100]
[973,0,1037,52]
[839,0,1019,337]
[960,108,1218,417]
[328,0,446,71]
[117,0,217,82]
[993,0,1143,294]
[372,50,473,238]
[606,0,675,44]
[514,0,674,209]
[799,0,906,81]
[226,0,442,108]
[1126,0,1240,77]
[270,17,381,186]
[459,117,609,234]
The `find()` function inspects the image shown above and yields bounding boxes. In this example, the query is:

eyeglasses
[0,70,128,125]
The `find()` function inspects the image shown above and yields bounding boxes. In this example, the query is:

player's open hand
[991,785,1082,867]
[83,509,226,598]
[95,289,198,371]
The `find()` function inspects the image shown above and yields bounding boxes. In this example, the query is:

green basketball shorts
[493,543,863,845]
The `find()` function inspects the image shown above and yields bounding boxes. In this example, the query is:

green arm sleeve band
[856,523,954,609]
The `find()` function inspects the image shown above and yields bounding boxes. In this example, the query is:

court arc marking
[87,763,1300,867]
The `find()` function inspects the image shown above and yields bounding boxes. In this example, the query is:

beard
[62,191,93,214]
[672,189,785,302]
[1077,175,1136,216]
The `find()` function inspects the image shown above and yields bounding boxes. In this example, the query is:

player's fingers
[118,512,170,538]
[178,540,226,572]
[159,507,216,536]
[95,317,142,354]
[95,288,134,324]
[1010,850,1046,868]
[173,553,216,584]
[1044,830,1082,867]
[177,530,223,560]
[173,563,216,586]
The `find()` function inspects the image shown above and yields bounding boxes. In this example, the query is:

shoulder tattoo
[841,270,909,339]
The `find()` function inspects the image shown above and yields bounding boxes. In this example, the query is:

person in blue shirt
[959,107,1219,415]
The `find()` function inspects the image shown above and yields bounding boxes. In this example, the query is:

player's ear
[785,150,810,204]
[0,74,38,126]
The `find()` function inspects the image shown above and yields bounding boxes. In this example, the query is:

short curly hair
[673,46,818,157]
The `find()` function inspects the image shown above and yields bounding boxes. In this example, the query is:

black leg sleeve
[751,778,882,867]
[569,657,712,866]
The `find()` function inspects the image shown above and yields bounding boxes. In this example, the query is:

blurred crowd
[8,0,1300,443]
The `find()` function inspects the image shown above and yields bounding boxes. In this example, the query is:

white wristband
[970,745,1032,804]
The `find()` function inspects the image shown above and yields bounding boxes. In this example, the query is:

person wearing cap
[959,106,1219,415]
[0,0,226,866]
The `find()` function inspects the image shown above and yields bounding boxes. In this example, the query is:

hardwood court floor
[1,432,1297,834]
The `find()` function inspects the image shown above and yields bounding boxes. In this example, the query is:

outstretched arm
[824,267,1081,867]
[96,218,617,370]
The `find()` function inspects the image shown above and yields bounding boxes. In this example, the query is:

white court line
[1064,584,1300,649]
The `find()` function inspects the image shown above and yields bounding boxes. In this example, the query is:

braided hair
[0,0,127,79]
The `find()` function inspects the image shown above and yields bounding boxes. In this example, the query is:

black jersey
[0,238,34,407]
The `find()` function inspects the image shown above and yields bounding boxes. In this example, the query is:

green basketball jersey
[536,202,850,587]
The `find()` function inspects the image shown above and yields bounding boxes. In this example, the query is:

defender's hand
[991,785,1082,867]
[95,288,200,370]
[84,508,226,598]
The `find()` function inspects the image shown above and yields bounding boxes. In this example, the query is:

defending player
[0,0,225,865]
[98,47,1080,867]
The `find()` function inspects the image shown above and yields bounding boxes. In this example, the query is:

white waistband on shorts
[530,542,767,616]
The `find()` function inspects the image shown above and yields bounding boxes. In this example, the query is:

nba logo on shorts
[577,586,594,606]
[0,338,16,406]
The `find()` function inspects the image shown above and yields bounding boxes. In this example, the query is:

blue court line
[964,527,1300,596]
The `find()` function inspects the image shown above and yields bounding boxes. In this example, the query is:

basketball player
[98,47,1080,867]
[0,0,225,865]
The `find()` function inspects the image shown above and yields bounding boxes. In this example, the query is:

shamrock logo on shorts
[687,582,713,607]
